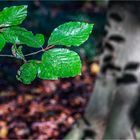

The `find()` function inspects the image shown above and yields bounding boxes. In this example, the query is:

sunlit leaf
[16,60,39,84]
[0,34,5,52]
[0,5,27,27]
[2,27,45,48]
[38,48,82,80]
[48,22,93,47]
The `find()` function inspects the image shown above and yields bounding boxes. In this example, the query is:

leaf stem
[0,45,55,58]
[24,49,43,56]
[24,45,54,57]
[0,54,14,58]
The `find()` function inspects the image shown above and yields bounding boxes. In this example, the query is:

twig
[24,49,43,56]
[0,45,55,58]
[0,54,14,58]
[24,45,54,57]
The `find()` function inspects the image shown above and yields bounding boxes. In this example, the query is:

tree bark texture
[65,1,140,140]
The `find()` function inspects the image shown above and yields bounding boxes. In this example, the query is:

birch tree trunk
[64,1,140,139]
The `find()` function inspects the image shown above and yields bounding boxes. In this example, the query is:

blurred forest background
[0,1,107,139]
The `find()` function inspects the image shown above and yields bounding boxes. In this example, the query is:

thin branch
[0,54,14,58]
[24,45,54,57]
[0,45,55,58]
[24,49,43,56]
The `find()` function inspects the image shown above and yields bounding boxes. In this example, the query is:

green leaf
[0,5,27,27]
[16,60,38,84]
[2,27,45,48]
[11,45,25,60]
[48,22,93,47]
[0,34,6,52]
[38,48,82,80]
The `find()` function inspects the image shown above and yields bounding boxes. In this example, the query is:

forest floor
[0,62,95,140]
